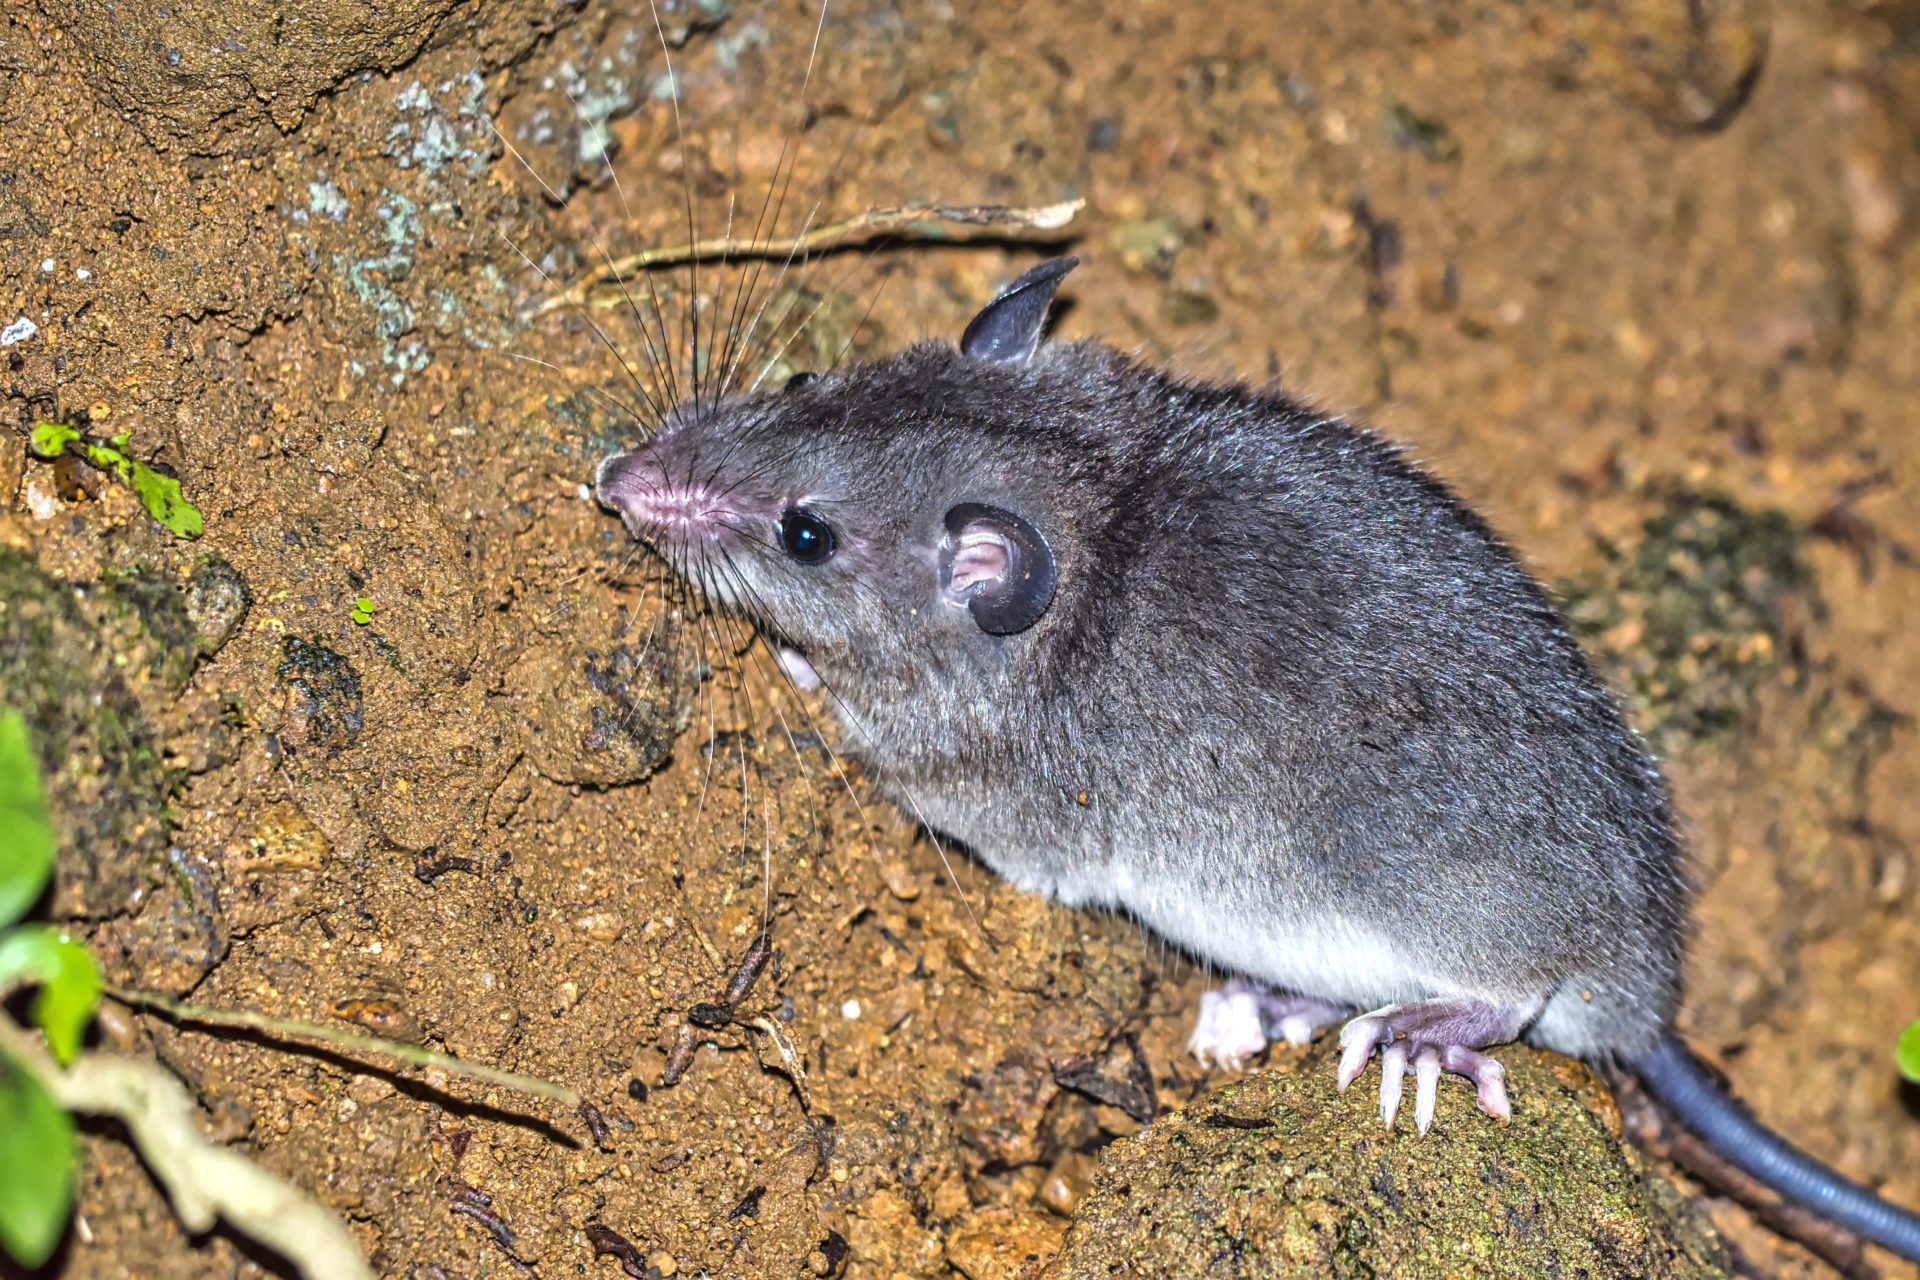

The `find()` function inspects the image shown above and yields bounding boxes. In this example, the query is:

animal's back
[1002,350,1687,1055]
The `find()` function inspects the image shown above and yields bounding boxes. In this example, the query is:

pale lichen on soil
[3,0,1920,1277]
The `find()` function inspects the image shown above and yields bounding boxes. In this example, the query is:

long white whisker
[646,0,705,417]
[495,222,664,423]
[556,83,684,416]
[505,351,649,428]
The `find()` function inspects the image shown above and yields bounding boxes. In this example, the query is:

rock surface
[1048,1043,1732,1280]
[0,545,235,923]
[43,0,584,149]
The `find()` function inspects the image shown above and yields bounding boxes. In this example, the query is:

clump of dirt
[1050,1042,1732,1280]
[1562,486,1812,753]
[501,590,702,786]
[184,556,254,656]
[4,0,1920,1276]
[277,636,367,755]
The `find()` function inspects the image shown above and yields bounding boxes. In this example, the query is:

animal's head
[596,258,1118,708]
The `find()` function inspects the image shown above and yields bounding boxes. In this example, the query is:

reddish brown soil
[4,0,1919,1276]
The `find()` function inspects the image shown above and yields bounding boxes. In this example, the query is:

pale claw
[1191,983,1347,1069]
[1378,1040,1408,1128]
[1337,1030,1375,1091]
[1332,998,1534,1129]
[1443,1045,1511,1121]
[1413,1047,1442,1134]
[1335,1004,1397,1091]
[1481,1073,1511,1120]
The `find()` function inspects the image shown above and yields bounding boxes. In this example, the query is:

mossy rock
[277,636,366,756]
[1047,1041,1730,1280]
[1560,487,1808,754]
[0,546,241,919]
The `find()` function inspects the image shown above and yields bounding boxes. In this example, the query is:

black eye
[779,508,835,563]
[783,371,817,393]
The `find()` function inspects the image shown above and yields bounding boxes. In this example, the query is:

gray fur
[595,290,1687,1060]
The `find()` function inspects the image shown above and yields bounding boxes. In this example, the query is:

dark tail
[1629,1034,1920,1261]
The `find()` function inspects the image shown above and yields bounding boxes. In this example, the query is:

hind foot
[1188,979,1345,1072]
[1335,997,1539,1133]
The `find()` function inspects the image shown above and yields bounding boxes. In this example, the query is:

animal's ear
[940,502,1058,636]
[959,257,1079,363]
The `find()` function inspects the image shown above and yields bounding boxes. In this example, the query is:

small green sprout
[1899,1021,1920,1085]
[350,596,375,626]
[29,420,204,540]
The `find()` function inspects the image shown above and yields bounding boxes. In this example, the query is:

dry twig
[107,986,577,1105]
[535,198,1086,316]
[746,1015,812,1111]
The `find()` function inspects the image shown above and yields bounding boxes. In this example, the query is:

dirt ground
[4,0,1919,1276]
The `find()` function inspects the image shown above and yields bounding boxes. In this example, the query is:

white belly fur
[1068,860,1431,1009]
[921,797,1441,1010]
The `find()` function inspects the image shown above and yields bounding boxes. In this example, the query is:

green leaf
[0,928,102,1065]
[0,1053,76,1267]
[1899,1020,1920,1084]
[80,439,204,539]
[27,420,203,539]
[28,421,80,460]
[0,710,56,929]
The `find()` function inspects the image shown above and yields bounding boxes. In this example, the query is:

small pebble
[1038,1151,1094,1217]
[646,1250,676,1277]
[24,473,61,521]
[840,999,861,1020]
[573,910,625,942]
[878,859,922,901]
